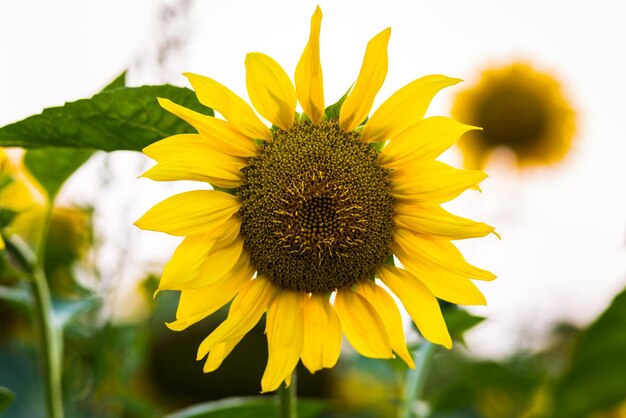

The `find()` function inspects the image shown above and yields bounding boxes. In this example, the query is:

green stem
[278,372,297,418]
[401,342,436,418]
[31,266,63,418]
[27,204,64,418]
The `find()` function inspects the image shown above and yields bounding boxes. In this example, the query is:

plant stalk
[278,372,297,418]
[401,342,436,418]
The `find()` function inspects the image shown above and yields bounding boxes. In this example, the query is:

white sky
[1,0,625,356]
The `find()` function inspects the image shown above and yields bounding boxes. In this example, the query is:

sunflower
[0,149,44,249]
[452,62,576,169]
[136,6,495,393]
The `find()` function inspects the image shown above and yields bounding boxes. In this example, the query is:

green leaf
[52,297,101,330]
[0,386,16,414]
[164,397,329,418]
[0,85,212,152]
[324,86,352,120]
[21,71,127,201]
[0,285,31,307]
[552,285,626,417]
[442,308,485,344]
[102,71,127,92]
[0,208,18,229]
[24,149,94,201]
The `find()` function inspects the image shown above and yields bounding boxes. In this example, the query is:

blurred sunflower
[452,62,576,169]
[0,149,45,250]
[136,6,495,392]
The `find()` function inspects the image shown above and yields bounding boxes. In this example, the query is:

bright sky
[1,0,625,357]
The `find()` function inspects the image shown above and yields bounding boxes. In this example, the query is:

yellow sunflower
[0,149,45,249]
[452,62,576,169]
[136,6,495,393]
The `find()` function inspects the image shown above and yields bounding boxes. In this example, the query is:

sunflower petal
[156,101,257,156]
[361,75,461,143]
[245,53,297,131]
[166,252,255,331]
[393,242,487,306]
[334,288,393,359]
[184,73,271,140]
[339,28,391,131]
[196,277,277,360]
[390,161,487,204]
[394,227,495,281]
[355,281,415,368]
[141,137,246,188]
[158,217,240,291]
[261,290,306,393]
[295,6,324,123]
[394,203,495,239]
[379,117,479,167]
[301,294,342,373]
[377,265,452,349]
[134,190,240,236]
[203,336,243,373]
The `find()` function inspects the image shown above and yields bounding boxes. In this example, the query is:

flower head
[0,149,45,249]
[452,62,576,169]
[136,6,495,393]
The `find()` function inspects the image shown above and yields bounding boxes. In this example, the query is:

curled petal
[295,6,324,123]
[339,28,391,131]
[245,53,297,131]
[184,72,271,140]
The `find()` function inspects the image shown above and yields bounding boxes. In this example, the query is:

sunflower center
[478,85,549,150]
[237,120,394,293]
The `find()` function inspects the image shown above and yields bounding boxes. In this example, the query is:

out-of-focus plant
[452,62,576,170]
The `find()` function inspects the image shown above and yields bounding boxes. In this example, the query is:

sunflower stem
[28,205,64,418]
[278,372,297,418]
[31,266,64,418]
[400,341,436,418]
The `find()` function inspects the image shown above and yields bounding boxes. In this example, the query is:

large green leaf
[164,397,329,418]
[22,72,129,200]
[552,286,626,417]
[0,84,212,152]
[52,297,101,331]
[0,386,16,414]
[443,308,485,345]
[24,149,94,201]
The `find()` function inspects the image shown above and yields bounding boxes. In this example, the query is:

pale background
[1,0,625,356]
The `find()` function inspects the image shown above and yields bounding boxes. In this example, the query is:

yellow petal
[134,190,240,236]
[295,6,324,123]
[184,73,271,140]
[158,217,240,291]
[390,161,487,204]
[301,294,342,373]
[355,281,415,368]
[245,53,296,131]
[334,288,393,359]
[196,277,277,359]
[394,227,495,281]
[361,75,461,143]
[393,242,487,306]
[166,251,255,331]
[141,137,246,188]
[203,336,243,373]
[394,203,495,240]
[141,162,242,189]
[156,101,258,156]
[379,117,478,168]
[261,290,306,393]
[339,28,391,131]
[377,265,452,349]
